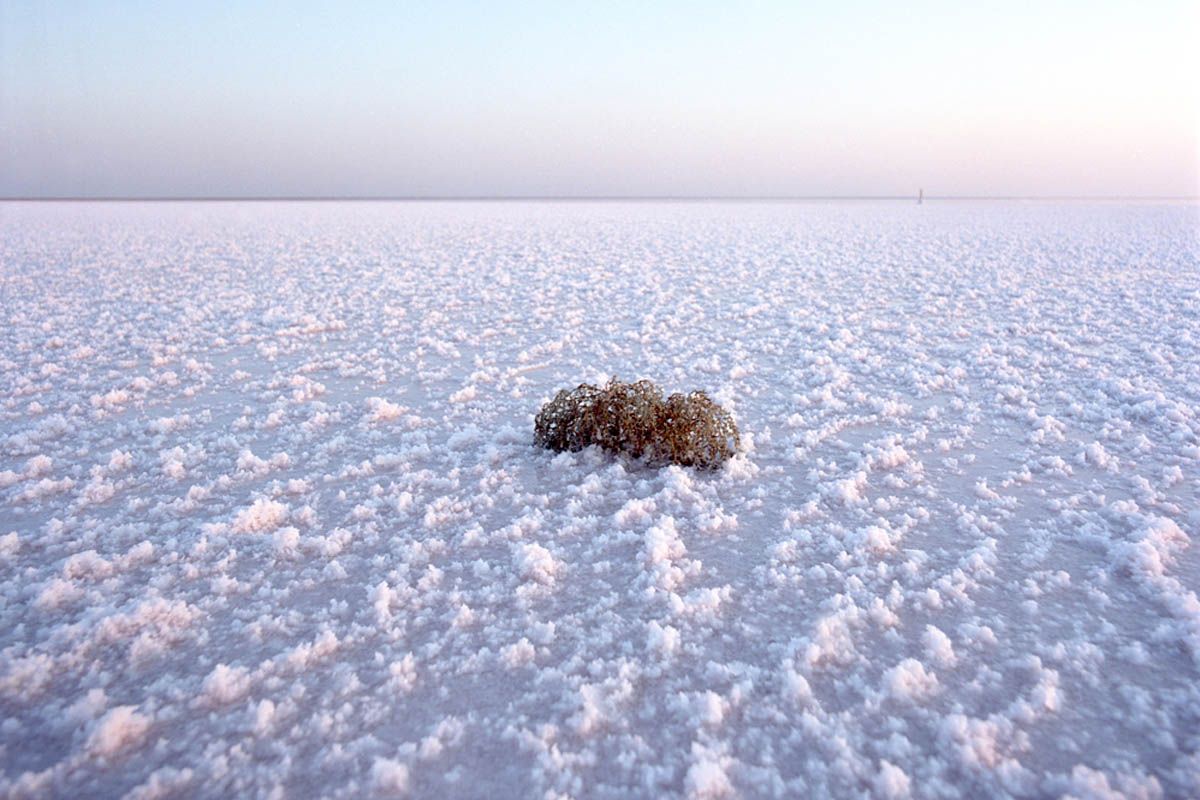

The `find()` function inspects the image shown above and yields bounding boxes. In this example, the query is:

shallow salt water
[1,200,1198,798]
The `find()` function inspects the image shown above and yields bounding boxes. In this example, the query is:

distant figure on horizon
[918,188,924,205]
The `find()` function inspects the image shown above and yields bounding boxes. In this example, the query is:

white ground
[1,200,1198,799]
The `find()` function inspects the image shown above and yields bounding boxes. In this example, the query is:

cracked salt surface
[1,200,1198,798]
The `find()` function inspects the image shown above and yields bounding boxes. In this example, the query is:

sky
[1,1,1197,198]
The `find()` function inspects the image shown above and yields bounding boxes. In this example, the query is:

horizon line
[2,194,1198,203]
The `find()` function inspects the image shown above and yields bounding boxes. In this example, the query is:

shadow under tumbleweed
[533,378,740,469]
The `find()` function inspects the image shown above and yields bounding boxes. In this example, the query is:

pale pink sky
[2,1,1197,197]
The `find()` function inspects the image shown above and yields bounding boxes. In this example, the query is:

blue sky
[1,1,1196,197]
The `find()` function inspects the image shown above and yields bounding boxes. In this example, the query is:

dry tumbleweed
[534,378,740,469]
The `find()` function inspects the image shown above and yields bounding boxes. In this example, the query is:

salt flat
[1,200,1197,798]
